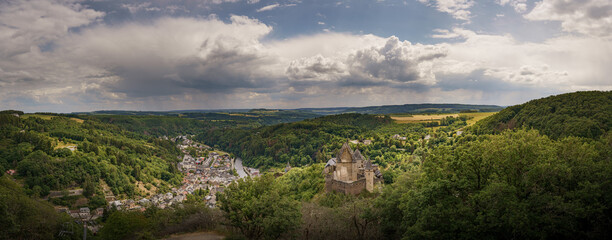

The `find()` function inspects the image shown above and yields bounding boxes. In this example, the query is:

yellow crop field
[390,112,498,126]
[391,113,459,124]
[459,112,497,126]
[70,117,84,123]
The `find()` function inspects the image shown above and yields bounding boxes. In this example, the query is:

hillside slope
[471,91,612,139]
[0,176,80,239]
[0,113,183,202]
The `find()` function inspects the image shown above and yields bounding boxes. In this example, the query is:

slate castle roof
[336,141,365,163]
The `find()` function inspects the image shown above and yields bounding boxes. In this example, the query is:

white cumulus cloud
[524,0,612,38]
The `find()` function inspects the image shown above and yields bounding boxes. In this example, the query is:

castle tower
[352,149,365,181]
[334,142,352,181]
[365,159,374,192]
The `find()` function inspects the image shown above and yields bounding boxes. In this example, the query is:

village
[108,135,259,211]
[57,135,259,233]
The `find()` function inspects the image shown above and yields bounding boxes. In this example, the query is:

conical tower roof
[336,141,353,161]
[352,149,364,162]
[364,159,373,170]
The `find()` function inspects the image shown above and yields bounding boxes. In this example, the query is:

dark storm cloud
[0,0,610,112]
[285,36,447,89]
[55,16,276,98]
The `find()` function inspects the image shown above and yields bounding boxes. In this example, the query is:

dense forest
[0,91,610,239]
[196,113,425,170]
[471,91,611,139]
[195,112,470,175]
[79,109,322,129]
[0,113,184,203]
[0,175,83,240]
[210,91,612,239]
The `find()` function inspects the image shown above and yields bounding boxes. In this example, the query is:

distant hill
[73,103,503,118]
[471,91,612,139]
[73,110,322,129]
[298,103,504,115]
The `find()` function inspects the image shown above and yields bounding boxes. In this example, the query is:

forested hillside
[79,109,322,130]
[212,92,612,239]
[0,175,83,239]
[197,114,391,168]
[1,91,611,239]
[471,91,611,139]
[84,115,215,136]
[0,112,183,202]
[196,113,455,172]
[375,129,612,239]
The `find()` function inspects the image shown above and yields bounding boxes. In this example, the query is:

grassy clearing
[55,141,77,150]
[22,114,84,123]
[136,181,158,197]
[212,150,230,156]
[69,117,84,123]
[22,114,54,120]
[388,113,413,117]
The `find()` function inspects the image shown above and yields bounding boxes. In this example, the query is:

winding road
[234,158,248,178]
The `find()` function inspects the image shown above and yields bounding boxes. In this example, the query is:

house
[69,210,80,219]
[95,208,104,216]
[363,140,372,145]
[110,200,122,208]
[125,199,136,209]
[139,198,150,205]
[5,169,16,175]
[57,207,69,213]
[392,134,407,140]
[79,212,91,219]
[79,207,90,214]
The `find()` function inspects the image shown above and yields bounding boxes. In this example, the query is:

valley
[1,91,611,239]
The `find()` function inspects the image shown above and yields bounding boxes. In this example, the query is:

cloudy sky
[0,0,610,112]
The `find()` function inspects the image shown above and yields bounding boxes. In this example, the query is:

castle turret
[285,161,292,173]
[365,159,374,192]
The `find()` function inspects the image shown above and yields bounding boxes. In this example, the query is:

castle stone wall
[326,178,366,195]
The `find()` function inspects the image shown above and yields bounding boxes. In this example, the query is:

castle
[323,142,383,194]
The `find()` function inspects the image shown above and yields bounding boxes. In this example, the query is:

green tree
[98,211,152,240]
[217,175,301,239]
[83,177,95,198]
